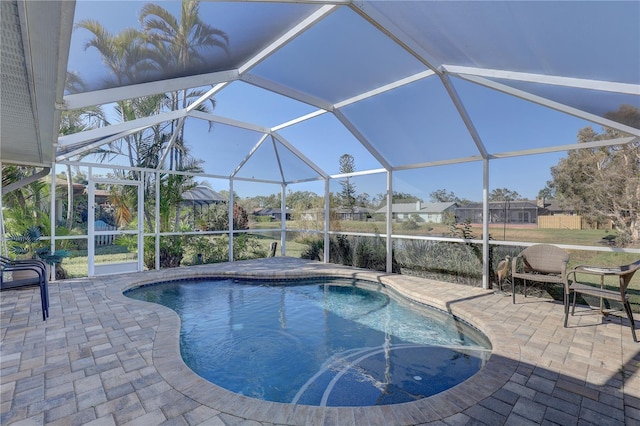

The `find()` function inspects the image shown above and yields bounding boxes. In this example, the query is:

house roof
[458,201,540,209]
[334,207,373,214]
[253,208,290,215]
[375,202,456,214]
[44,176,86,191]
[542,199,576,213]
[181,186,225,205]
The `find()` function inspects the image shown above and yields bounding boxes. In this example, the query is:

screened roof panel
[339,76,479,167]
[60,129,154,168]
[450,77,605,154]
[272,139,323,183]
[233,136,283,182]
[213,81,317,129]
[480,78,640,130]
[2,0,639,175]
[250,6,428,104]
[277,113,383,175]
[183,118,265,177]
[67,1,320,93]
[233,135,322,183]
[366,1,640,83]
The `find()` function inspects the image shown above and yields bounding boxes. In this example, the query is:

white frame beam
[188,110,271,134]
[57,109,186,147]
[62,70,240,110]
[443,65,640,95]
[242,74,335,111]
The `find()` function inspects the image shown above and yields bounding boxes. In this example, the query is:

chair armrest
[1,264,45,285]
[6,258,47,268]
[2,263,44,276]
[571,265,624,277]
[0,257,47,276]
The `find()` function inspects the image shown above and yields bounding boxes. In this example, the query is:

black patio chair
[0,256,49,320]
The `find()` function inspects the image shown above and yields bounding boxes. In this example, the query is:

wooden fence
[538,215,613,230]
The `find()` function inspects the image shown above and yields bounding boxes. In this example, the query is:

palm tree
[75,20,165,174]
[59,106,106,228]
[2,166,50,244]
[139,0,230,76]
[75,20,154,87]
[74,1,230,267]
[139,0,230,170]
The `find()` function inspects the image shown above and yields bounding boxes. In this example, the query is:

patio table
[567,261,640,342]
[578,266,623,315]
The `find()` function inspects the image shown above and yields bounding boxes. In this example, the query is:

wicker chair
[511,244,570,311]
[567,260,640,342]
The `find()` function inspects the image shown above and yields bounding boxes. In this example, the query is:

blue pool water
[125,277,491,407]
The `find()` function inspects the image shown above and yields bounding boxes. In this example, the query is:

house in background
[253,207,291,221]
[181,186,226,207]
[300,208,324,222]
[45,177,86,223]
[180,186,226,230]
[455,201,540,224]
[299,207,372,221]
[536,198,576,216]
[334,206,373,221]
[535,198,612,230]
[375,201,457,223]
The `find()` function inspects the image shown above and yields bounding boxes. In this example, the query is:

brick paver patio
[1,257,639,425]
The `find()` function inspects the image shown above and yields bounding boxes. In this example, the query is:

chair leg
[39,284,46,321]
[43,283,49,319]
[564,292,569,328]
[512,278,516,304]
[39,272,48,320]
[571,291,577,316]
[43,280,49,318]
[523,280,527,298]
[622,300,638,343]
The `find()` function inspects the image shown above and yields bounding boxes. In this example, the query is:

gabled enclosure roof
[1,0,639,180]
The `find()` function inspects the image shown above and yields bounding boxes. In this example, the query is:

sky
[65,1,634,203]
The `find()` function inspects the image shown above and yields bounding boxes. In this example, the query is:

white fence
[94,220,116,246]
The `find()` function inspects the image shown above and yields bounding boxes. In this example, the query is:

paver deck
[1,257,639,425]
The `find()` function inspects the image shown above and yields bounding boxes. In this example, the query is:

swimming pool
[125,277,492,407]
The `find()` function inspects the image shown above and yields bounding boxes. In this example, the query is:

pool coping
[105,258,520,425]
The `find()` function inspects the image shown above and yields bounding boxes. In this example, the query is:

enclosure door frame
[87,177,143,276]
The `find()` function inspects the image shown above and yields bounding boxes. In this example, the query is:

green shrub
[394,239,483,285]
[401,216,420,230]
[353,236,390,271]
[300,234,397,273]
[331,235,352,266]
[254,216,273,223]
[300,237,324,261]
